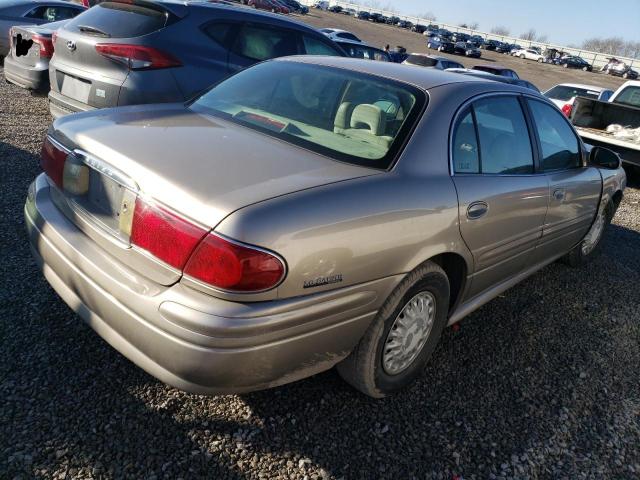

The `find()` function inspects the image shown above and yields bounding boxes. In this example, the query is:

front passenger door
[451,95,549,300]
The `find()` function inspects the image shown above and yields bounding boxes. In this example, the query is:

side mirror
[589,146,621,170]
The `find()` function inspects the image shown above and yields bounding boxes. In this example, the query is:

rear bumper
[48,90,95,119]
[25,175,397,394]
[3,55,49,91]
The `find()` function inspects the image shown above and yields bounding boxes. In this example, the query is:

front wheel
[337,261,450,398]
[537,57,543,63]
[562,199,615,267]
[438,46,443,52]
[583,66,589,71]
[623,72,629,79]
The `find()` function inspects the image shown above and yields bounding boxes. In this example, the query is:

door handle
[553,189,565,201]
[467,201,488,220]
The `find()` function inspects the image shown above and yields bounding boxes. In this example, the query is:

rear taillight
[561,103,573,118]
[129,197,285,291]
[184,234,285,292]
[130,198,207,270]
[33,34,54,58]
[40,136,69,188]
[95,44,181,70]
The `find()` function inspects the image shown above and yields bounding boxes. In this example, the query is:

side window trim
[524,96,584,172]
[518,94,543,173]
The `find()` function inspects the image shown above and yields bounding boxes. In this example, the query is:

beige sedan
[26,57,625,397]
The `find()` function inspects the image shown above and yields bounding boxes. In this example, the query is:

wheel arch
[414,251,469,316]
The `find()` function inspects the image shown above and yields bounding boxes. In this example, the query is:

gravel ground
[1,63,640,480]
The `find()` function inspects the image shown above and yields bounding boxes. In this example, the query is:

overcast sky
[388,0,640,45]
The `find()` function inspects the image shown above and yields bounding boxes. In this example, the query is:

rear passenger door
[451,95,549,300]
[227,23,299,74]
[525,99,602,261]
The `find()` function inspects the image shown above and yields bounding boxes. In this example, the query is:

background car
[495,42,514,54]
[397,20,413,29]
[386,15,400,25]
[452,32,470,43]
[557,56,593,71]
[483,39,501,50]
[471,65,519,79]
[280,0,308,14]
[334,39,390,61]
[248,0,289,14]
[3,19,67,91]
[544,83,614,117]
[427,36,455,53]
[412,24,427,34]
[436,28,453,39]
[387,46,409,63]
[356,11,369,20]
[454,41,481,58]
[0,0,85,57]
[402,53,463,70]
[513,48,544,62]
[342,8,356,16]
[468,35,484,47]
[47,0,344,118]
[320,28,362,43]
[327,5,342,13]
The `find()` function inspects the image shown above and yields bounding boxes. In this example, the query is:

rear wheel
[438,46,443,52]
[337,262,450,398]
[562,199,615,267]
[563,63,569,68]
[623,72,630,79]
[537,57,543,63]
[427,43,432,49]
[520,54,525,59]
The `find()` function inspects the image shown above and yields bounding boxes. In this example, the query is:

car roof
[473,65,512,71]
[277,56,527,92]
[0,0,80,7]
[552,83,611,92]
[407,53,448,61]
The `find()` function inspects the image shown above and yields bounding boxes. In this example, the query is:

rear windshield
[190,61,425,169]
[406,55,437,67]
[612,86,640,107]
[65,2,169,38]
[545,85,600,101]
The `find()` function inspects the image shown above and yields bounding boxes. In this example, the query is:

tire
[438,46,443,52]
[520,54,525,59]
[623,72,629,79]
[427,43,432,49]
[537,57,543,63]
[337,261,450,398]
[583,66,589,71]
[561,199,615,267]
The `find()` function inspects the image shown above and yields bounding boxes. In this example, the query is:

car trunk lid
[47,104,379,283]
[10,22,62,67]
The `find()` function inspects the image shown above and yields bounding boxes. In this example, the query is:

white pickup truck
[570,80,640,168]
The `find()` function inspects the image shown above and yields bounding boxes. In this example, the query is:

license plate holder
[61,74,91,103]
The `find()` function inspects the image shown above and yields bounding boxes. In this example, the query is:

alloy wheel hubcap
[382,292,436,375]
[582,205,606,255]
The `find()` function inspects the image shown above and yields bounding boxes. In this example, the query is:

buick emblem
[66,40,76,51]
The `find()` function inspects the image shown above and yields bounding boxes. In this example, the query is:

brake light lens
[184,234,285,292]
[40,136,69,188]
[561,103,573,118]
[129,198,285,291]
[95,43,181,70]
[130,198,207,270]
[33,34,54,58]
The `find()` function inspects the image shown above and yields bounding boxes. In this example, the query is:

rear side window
[453,96,534,175]
[528,100,580,170]
[204,22,234,47]
[302,35,342,56]
[336,32,359,41]
[474,97,533,174]
[26,6,82,21]
[452,110,480,173]
[65,2,169,38]
[612,86,640,107]
[406,55,437,67]
[233,25,298,61]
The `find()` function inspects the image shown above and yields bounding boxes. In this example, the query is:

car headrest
[350,104,385,136]
[334,102,354,130]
